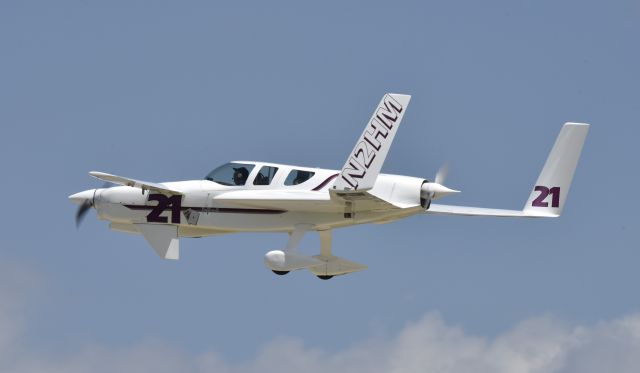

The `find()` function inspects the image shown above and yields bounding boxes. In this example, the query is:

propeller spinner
[421,164,459,209]
[69,184,110,228]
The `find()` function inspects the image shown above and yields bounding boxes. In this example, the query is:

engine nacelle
[264,250,323,272]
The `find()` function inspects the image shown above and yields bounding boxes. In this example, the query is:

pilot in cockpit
[233,167,249,186]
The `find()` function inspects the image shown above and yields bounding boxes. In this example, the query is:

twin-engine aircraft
[69,94,589,279]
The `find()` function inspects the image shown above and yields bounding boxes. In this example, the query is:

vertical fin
[523,122,590,216]
[332,93,411,191]
[134,224,180,260]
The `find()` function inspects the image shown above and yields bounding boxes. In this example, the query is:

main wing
[424,122,590,218]
[212,190,335,212]
[426,204,553,217]
[212,189,398,213]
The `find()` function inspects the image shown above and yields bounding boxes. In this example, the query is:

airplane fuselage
[90,161,426,237]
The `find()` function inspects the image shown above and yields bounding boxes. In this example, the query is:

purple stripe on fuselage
[312,174,338,191]
[124,205,286,214]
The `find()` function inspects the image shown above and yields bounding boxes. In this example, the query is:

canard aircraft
[69,94,589,279]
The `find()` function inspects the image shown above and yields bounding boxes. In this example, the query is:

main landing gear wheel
[272,270,290,276]
[317,275,334,280]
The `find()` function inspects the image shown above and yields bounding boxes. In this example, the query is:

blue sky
[1,1,639,371]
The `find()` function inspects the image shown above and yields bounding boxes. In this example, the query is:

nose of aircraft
[68,189,96,205]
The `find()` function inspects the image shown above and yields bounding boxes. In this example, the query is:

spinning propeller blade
[75,199,93,228]
[435,163,449,185]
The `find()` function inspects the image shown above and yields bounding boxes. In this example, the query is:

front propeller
[421,163,459,209]
[69,183,110,228]
[75,199,93,227]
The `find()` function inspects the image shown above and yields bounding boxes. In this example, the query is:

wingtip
[388,92,411,99]
[565,122,590,127]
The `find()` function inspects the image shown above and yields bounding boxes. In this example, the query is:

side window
[284,170,316,186]
[253,166,279,185]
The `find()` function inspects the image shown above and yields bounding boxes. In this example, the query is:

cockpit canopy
[204,162,317,187]
[205,162,255,186]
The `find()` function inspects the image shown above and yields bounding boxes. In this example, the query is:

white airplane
[69,94,589,279]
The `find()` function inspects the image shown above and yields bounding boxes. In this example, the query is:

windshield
[204,162,255,186]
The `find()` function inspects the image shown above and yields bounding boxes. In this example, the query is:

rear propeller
[435,163,449,185]
[420,163,459,209]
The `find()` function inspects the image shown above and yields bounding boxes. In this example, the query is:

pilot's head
[233,167,249,185]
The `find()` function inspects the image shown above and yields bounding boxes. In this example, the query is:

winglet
[523,122,589,216]
[332,93,411,191]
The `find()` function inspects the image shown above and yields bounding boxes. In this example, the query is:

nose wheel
[272,270,290,276]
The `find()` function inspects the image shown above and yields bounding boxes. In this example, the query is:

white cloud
[0,261,40,363]
[1,265,639,373]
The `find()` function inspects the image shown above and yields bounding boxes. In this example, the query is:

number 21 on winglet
[531,186,560,208]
